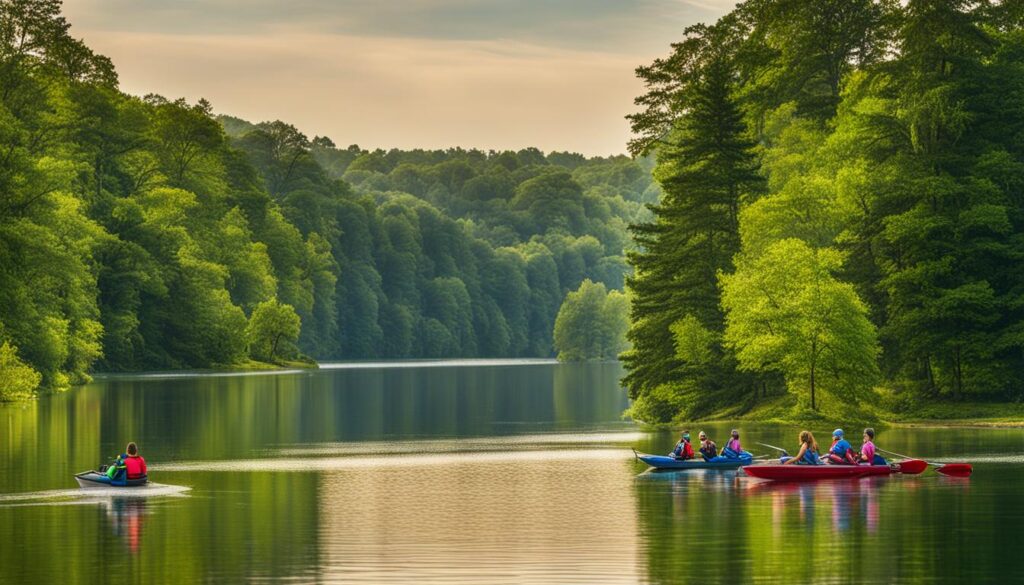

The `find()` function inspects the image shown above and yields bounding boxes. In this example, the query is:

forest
[0,0,649,399]
[625,0,1024,422]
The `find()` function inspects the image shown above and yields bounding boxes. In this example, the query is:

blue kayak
[634,449,754,470]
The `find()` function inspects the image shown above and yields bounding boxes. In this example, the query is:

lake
[0,360,1021,584]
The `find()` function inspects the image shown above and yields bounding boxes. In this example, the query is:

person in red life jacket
[124,442,147,479]
[827,429,858,465]
[671,431,695,460]
[108,442,147,481]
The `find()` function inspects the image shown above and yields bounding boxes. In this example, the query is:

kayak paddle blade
[936,463,973,477]
[894,459,928,474]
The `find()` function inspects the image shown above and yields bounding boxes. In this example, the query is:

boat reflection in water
[632,464,978,584]
[104,498,147,553]
[744,477,889,534]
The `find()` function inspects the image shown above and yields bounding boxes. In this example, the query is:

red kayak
[743,459,928,481]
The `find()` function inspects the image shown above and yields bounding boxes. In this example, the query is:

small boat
[742,459,927,481]
[75,470,149,488]
[634,449,754,470]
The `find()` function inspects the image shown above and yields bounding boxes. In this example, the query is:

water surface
[0,361,1020,584]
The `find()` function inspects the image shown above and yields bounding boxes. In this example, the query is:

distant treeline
[625,0,1024,421]
[0,0,651,399]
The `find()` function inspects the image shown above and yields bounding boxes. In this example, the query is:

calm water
[1,360,1021,584]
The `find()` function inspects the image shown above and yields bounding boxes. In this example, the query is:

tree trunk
[809,340,817,410]
[810,361,816,411]
[270,333,282,363]
[953,345,963,401]
[924,356,938,397]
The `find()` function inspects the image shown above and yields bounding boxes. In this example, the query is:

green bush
[0,342,41,401]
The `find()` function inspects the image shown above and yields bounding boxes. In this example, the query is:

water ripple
[0,483,191,504]
[318,358,558,369]
[154,448,630,472]
[273,431,647,457]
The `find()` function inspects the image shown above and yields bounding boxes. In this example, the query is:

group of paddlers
[670,428,886,466]
[779,428,885,466]
[670,429,745,461]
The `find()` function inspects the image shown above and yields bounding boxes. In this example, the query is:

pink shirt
[860,440,875,463]
[727,438,741,452]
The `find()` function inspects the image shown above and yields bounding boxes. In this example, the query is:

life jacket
[801,448,821,465]
[827,451,859,465]
[700,440,717,460]
[124,455,147,479]
[673,441,695,460]
[828,439,857,464]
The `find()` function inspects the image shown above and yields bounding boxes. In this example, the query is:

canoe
[742,459,927,481]
[75,470,149,489]
[636,451,754,470]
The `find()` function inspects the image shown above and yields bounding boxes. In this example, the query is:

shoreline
[632,395,1024,429]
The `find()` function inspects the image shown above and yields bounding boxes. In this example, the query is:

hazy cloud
[62,0,736,154]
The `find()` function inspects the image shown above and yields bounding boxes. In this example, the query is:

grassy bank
[641,394,1024,429]
[212,359,319,372]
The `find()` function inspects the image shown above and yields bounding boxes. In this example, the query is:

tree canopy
[626,0,1024,420]
[553,280,630,361]
[246,299,301,363]
[0,0,650,399]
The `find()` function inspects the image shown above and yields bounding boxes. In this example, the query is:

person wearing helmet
[671,430,695,460]
[721,429,742,459]
[697,431,718,461]
[827,429,857,465]
[858,428,886,465]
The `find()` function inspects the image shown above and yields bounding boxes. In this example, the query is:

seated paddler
[671,431,695,460]
[105,442,148,482]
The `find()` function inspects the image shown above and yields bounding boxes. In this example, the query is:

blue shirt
[831,439,853,457]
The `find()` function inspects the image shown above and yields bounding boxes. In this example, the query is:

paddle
[889,459,928,475]
[877,448,973,477]
[757,442,789,456]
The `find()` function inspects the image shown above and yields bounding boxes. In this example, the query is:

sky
[62,0,737,156]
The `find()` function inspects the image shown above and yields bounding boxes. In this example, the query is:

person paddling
[671,431,695,460]
[859,428,886,465]
[698,431,718,461]
[721,429,742,458]
[782,431,821,465]
[106,442,147,481]
[827,429,858,465]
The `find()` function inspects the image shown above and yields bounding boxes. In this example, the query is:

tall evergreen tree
[624,32,763,421]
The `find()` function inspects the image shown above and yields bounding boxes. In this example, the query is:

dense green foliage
[220,116,651,362]
[246,299,301,363]
[0,1,650,399]
[720,239,880,410]
[0,342,40,401]
[627,0,1024,420]
[553,280,629,361]
[624,21,764,420]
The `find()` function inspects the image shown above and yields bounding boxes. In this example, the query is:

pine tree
[624,41,763,420]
